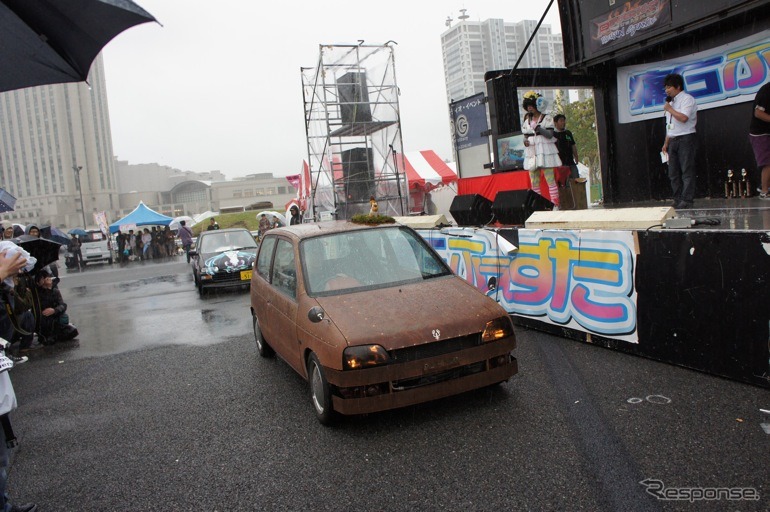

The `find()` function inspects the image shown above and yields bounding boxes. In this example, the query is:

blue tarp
[109,202,172,234]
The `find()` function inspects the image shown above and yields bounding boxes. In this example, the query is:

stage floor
[601,197,770,230]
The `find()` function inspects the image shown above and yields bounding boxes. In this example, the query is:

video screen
[495,132,526,171]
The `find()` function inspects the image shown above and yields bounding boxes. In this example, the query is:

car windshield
[199,231,258,254]
[301,226,451,295]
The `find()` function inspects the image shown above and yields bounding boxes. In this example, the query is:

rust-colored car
[250,221,517,424]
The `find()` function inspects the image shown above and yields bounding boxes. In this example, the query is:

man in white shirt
[661,73,698,209]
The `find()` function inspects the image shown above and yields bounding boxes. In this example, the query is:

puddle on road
[36,270,252,360]
[200,309,237,326]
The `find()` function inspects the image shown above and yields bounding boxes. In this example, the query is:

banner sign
[617,30,770,124]
[450,93,488,151]
[590,0,671,53]
[94,211,109,236]
[418,228,639,343]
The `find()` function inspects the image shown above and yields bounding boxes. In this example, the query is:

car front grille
[388,333,482,363]
[210,270,248,284]
[391,361,486,391]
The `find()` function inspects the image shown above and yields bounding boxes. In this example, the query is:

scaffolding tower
[301,43,406,220]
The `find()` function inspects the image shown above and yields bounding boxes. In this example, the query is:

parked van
[80,229,113,265]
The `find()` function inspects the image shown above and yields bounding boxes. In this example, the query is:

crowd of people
[0,222,77,353]
[113,226,179,264]
[0,225,79,511]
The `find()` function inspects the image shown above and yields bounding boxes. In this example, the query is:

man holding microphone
[661,73,698,209]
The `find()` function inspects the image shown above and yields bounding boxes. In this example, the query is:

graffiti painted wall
[419,228,639,342]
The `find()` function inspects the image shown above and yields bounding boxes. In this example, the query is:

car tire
[252,314,274,358]
[307,353,336,425]
[197,282,206,297]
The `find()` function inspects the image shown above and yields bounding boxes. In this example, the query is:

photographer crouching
[34,270,77,345]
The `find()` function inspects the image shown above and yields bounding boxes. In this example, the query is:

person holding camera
[34,270,77,345]
[661,73,698,209]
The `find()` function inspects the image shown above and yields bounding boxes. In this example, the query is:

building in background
[114,161,296,219]
[441,10,565,104]
[0,54,119,229]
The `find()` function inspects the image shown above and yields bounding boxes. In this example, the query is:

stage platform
[416,197,770,389]
[608,197,770,231]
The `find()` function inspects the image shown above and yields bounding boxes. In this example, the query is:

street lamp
[73,165,87,228]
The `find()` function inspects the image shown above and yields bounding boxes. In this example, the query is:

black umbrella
[40,225,72,246]
[12,234,61,274]
[0,0,157,93]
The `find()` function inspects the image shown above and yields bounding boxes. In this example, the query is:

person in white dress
[521,91,562,206]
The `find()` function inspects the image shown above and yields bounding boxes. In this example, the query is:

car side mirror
[308,306,325,323]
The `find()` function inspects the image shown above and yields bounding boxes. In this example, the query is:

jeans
[667,134,697,203]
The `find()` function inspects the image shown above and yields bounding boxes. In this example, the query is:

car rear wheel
[307,353,336,425]
[252,314,274,357]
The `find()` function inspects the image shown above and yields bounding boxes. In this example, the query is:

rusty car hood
[313,275,505,350]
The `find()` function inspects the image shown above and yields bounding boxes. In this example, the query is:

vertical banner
[93,211,109,235]
[450,93,491,178]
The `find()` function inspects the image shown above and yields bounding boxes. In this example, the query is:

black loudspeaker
[449,194,494,226]
[492,189,553,225]
[341,147,375,202]
[338,72,372,124]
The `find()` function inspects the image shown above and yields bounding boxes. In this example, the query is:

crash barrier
[416,226,770,389]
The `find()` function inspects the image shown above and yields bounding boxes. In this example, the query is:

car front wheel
[307,353,336,425]
[252,314,274,357]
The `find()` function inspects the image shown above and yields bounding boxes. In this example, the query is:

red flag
[285,174,300,190]
[299,160,311,211]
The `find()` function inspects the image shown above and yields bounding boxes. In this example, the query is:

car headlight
[343,345,390,370]
[481,316,514,342]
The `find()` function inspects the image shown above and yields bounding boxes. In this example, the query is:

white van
[80,229,113,265]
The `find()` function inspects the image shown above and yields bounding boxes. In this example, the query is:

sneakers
[9,355,28,365]
[759,192,770,200]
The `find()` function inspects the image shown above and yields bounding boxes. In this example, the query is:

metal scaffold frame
[301,43,406,220]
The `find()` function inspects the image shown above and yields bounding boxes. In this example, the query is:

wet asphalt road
[5,259,769,511]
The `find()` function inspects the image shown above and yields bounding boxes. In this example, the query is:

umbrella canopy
[109,202,173,233]
[169,215,194,231]
[40,225,71,246]
[12,234,60,274]
[0,0,157,93]
[255,211,287,226]
[68,228,89,236]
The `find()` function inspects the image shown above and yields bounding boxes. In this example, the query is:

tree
[556,92,602,202]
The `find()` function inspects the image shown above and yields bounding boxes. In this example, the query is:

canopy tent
[109,202,172,234]
[399,150,458,192]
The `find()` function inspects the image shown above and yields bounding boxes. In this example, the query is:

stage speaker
[449,194,493,226]
[341,147,375,202]
[337,72,372,124]
[492,189,554,225]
